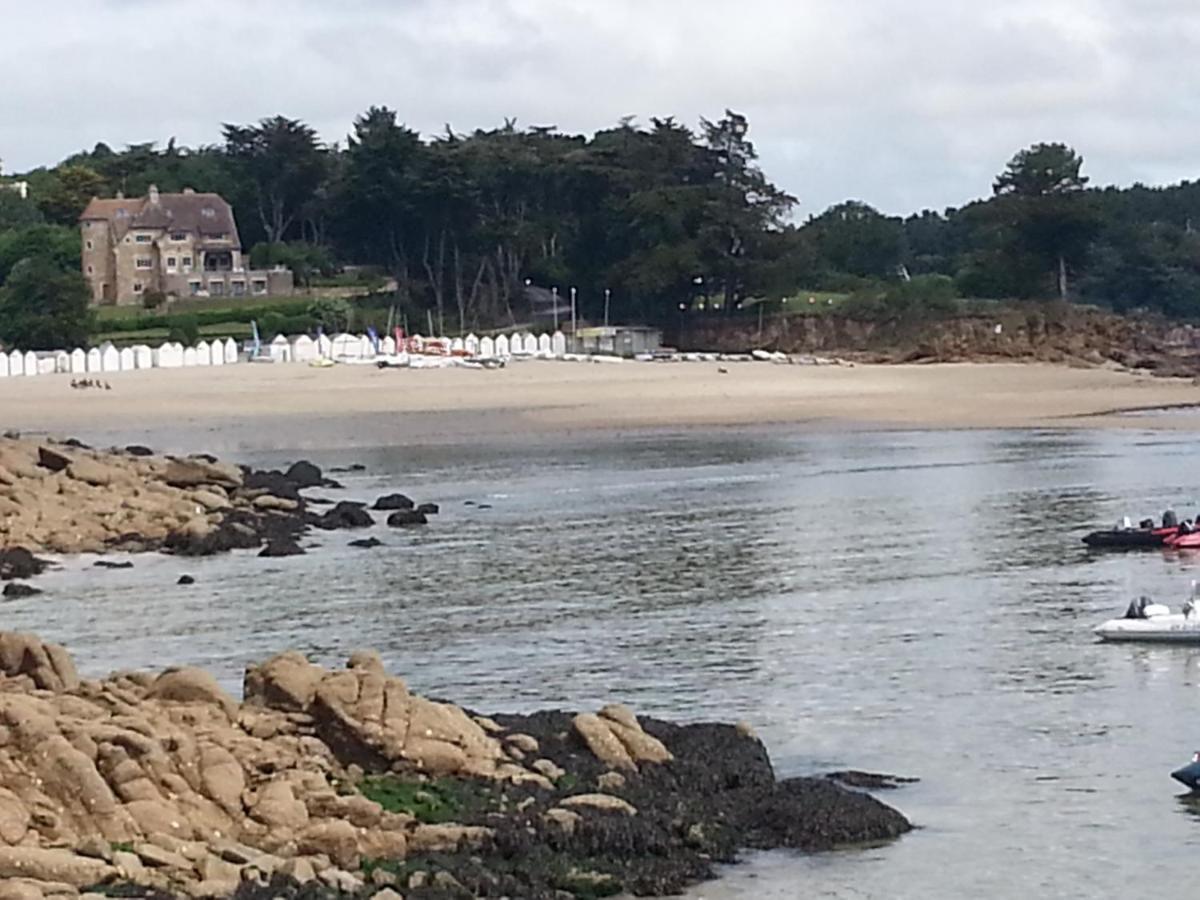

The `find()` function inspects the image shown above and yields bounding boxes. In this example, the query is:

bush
[0,258,93,350]
[141,289,167,311]
[167,315,199,345]
[840,275,961,322]
[307,297,352,333]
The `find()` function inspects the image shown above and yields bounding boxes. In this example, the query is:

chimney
[115,190,124,200]
[148,184,160,203]
[183,187,195,195]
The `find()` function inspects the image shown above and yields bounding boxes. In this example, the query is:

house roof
[80,190,241,246]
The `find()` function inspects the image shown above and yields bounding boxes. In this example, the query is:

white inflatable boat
[1094,591,1200,643]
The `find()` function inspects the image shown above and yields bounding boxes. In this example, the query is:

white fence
[0,328,582,381]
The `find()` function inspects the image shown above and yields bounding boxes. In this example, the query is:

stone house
[79,186,294,306]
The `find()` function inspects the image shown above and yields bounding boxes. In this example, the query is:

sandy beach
[2,361,1199,449]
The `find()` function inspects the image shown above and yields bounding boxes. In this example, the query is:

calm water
[11,425,1200,899]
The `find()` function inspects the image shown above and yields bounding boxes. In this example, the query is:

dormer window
[201,207,216,219]
[135,233,152,243]
[170,232,187,242]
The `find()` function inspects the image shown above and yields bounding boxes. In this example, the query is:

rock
[0,883,47,900]
[75,836,112,862]
[253,495,300,513]
[93,560,134,570]
[407,824,493,853]
[543,807,582,836]
[36,447,73,473]
[0,549,49,582]
[146,666,237,717]
[0,848,113,887]
[373,494,414,511]
[285,461,325,489]
[133,842,192,870]
[177,575,196,585]
[276,857,318,884]
[349,538,384,549]
[191,490,231,513]
[532,758,566,781]
[244,652,326,711]
[0,788,31,844]
[251,781,309,830]
[0,632,79,691]
[67,458,120,488]
[415,503,440,516]
[560,794,638,816]
[312,501,373,530]
[298,820,359,868]
[573,713,637,771]
[241,469,302,501]
[506,733,539,754]
[597,771,627,792]
[371,889,404,900]
[124,445,155,457]
[386,510,427,528]
[162,458,243,490]
[3,583,42,600]
[259,539,305,558]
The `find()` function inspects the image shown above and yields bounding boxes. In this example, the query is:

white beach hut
[451,337,465,354]
[154,342,181,368]
[316,334,333,359]
[551,331,567,357]
[118,347,135,371]
[22,351,38,376]
[223,338,238,364]
[381,336,397,356]
[359,334,374,358]
[182,346,198,367]
[195,340,212,366]
[86,348,102,372]
[54,351,71,374]
[269,334,291,363]
[495,334,510,358]
[480,336,495,358]
[522,333,538,355]
[100,343,120,372]
[70,348,86,373]
[132,345,152,369]
[537,333,552,356]
[291,335,316,362]
[465,334,480,356]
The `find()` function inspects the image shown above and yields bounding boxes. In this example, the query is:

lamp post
[604,288,611,327]
[570,287,578,338]
[551,287,559,331]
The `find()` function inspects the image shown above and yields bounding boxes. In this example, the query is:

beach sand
[2,360,1199,450]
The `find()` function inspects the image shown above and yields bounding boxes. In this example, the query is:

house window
[231,281,246,297]
[86,265,94,275]
[170,232,187,242]
[251,279,267,295]
[188,281,202,296]
[133,282,144,293]
[209,281,226,296]
[85,240,93,251]
[182,256,193,269]
[136,257,153,269]
[166,257,177,269]
[135,233,152,243]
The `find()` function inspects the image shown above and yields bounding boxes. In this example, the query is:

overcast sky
[2,0,1198,217]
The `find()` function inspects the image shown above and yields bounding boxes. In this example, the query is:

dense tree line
[7,113,1200,349]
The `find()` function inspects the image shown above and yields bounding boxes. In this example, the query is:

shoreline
[2,361,1200,453]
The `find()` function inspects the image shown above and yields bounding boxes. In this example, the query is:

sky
[2,0,1199,218]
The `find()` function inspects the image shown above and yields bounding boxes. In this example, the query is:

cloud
[1,0,1198,215]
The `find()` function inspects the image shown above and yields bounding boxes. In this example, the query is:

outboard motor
[1140,518,1155,530]
[1164,510,1179,528]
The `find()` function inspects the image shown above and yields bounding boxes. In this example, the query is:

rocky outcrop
[0,440,444,569]
[0,632,912,899]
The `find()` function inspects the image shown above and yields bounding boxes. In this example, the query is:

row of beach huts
[0,331,581,378]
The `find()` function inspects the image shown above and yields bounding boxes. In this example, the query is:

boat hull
[1094,615,1200,643]
[1083,528,1176,549]
[1172,761,1200,790]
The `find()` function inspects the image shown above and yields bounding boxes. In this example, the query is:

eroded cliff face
[680,305,1200,374]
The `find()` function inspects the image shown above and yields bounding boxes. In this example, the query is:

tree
[222,117,328,244]
[36,165,106,225]
[805,201,904,279]
[0,189,43,229]
[700,111,796,311]
[0,225,81,284]
[993,143,1099,299]
[0,257,93,349]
